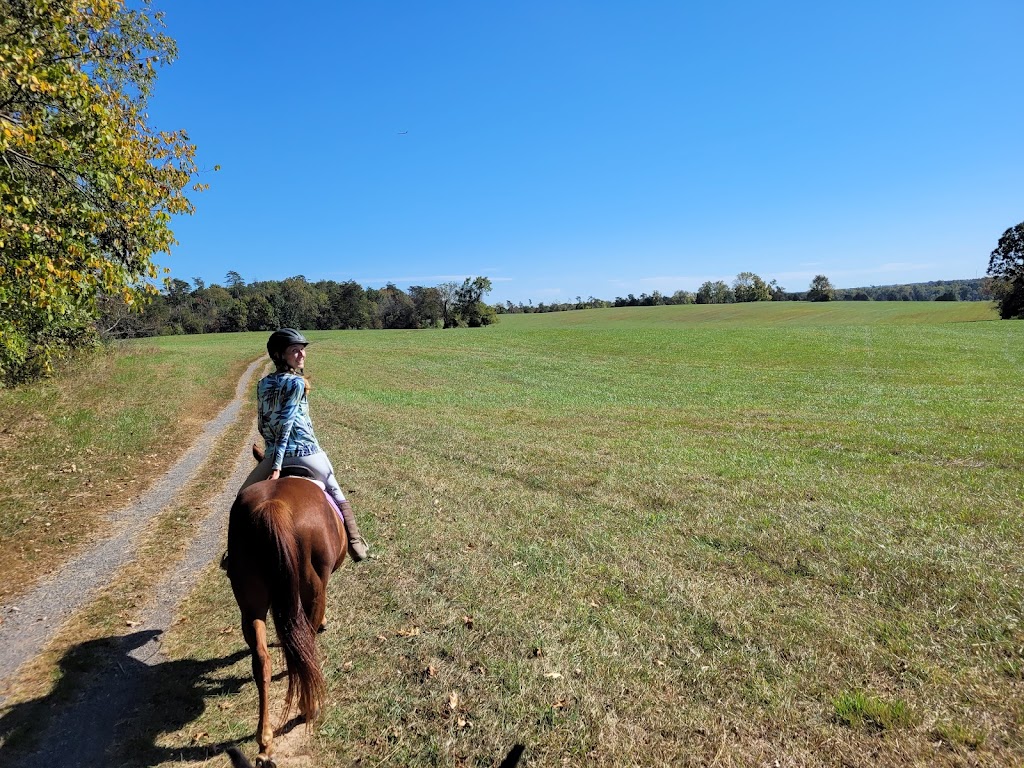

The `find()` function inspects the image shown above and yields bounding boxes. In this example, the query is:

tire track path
[0,359,263,761]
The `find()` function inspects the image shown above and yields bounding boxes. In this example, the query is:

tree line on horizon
[100,271,989,339]
[96,274,497,339]
[496,274,990,314]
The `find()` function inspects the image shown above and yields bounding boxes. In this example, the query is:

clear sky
[148,1,1024,305]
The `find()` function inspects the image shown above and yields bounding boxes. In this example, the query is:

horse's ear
[252,443,264,462]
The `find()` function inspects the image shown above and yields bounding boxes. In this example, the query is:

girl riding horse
[238,328,369,561]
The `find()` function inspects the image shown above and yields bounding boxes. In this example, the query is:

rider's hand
[270,469,281,481]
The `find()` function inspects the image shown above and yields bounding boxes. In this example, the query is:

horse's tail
[252,498,326,725]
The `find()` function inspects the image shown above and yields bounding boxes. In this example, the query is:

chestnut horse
[225,463,347,766]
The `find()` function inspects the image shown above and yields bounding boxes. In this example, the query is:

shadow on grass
[0,630,251,768]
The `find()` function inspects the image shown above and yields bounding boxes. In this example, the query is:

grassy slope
[152,302,1024,767]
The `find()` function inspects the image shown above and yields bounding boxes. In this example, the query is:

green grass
[7,302,1022,766]
[152,302,1024,767]
[833,690,917,731]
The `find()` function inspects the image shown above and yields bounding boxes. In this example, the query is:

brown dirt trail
[0,359,265,767]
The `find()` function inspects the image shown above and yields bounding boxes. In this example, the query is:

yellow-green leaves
[0,0,206,384]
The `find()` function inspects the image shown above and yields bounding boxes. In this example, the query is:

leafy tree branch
[0,0,206,385]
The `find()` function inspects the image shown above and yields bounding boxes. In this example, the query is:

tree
[732,272,771,302]
[376,283,416,329]
[437,281,461,328]
[807,275,835,302]
[669,290,695,305]
[618,293,639,307]
[455,276,496,327]
[225,270,246,298]
[242,292,278,331]
[0,0,207,384]
[322,280,371,330]
[96,291,162,339]
[695,280,733,304]
[409,286,444,328]
[986,221,1024,319]
[279,276,323,329]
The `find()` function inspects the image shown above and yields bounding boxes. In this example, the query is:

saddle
[279,465,326,490]
[278,466,342,521]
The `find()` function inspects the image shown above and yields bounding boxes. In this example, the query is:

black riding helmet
[266,328,309,361]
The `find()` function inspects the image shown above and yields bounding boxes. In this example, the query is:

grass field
[4,301,1023,766]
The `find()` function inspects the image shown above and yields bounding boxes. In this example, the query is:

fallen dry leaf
[543,671,563,680]
[396,625,421,638]
[447,692,460,710]
[462,614,474,629]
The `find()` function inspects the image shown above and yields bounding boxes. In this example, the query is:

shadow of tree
[0,630,251,768]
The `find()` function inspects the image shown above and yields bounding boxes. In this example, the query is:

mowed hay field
[151,301,1023,768]
[7,301,1022,766]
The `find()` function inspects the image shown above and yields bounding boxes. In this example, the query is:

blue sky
[149,1,1024,304]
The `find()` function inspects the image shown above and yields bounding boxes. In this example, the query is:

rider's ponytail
[273,359,312,395]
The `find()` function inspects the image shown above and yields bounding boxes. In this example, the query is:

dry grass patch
[0,336,261,602]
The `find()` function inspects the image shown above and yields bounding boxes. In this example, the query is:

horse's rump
[228,481,331,725]
[230,479,341,576]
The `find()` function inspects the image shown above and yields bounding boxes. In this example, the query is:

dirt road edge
[0,358,263,701]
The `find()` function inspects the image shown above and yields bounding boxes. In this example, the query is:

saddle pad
[322,491,343,521]
[285,476,342,521]
[297,476,326,491]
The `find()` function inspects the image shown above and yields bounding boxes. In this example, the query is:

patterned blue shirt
[256,372,322,470]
